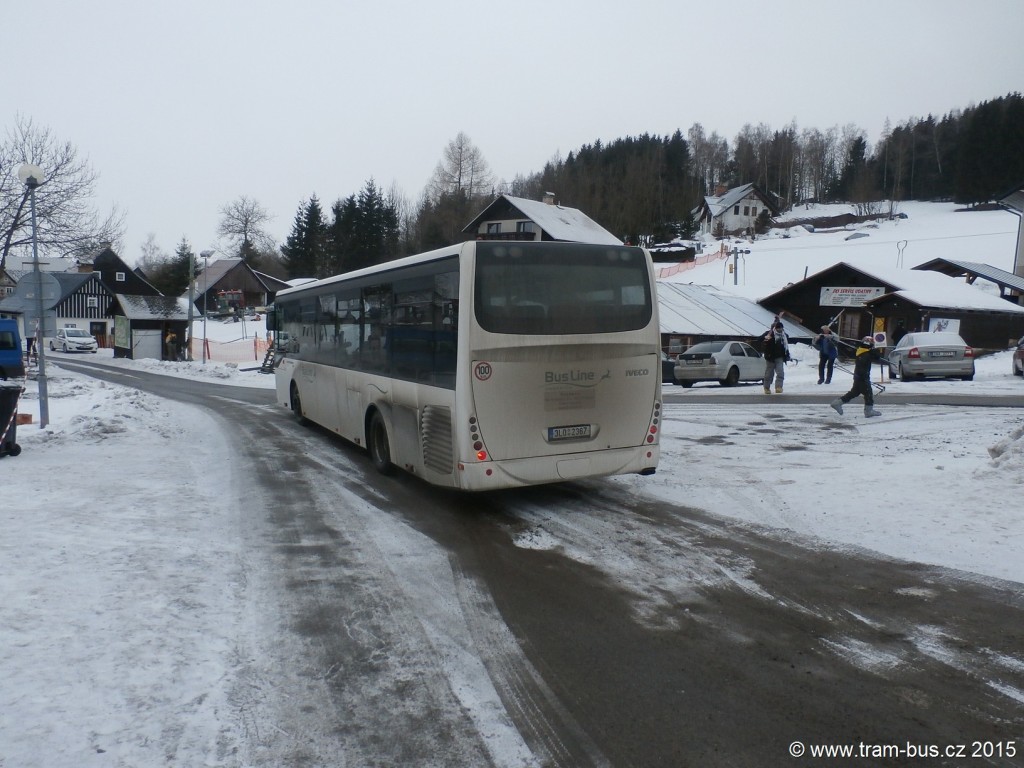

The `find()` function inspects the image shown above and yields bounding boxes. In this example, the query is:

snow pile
[987,424,1024,474]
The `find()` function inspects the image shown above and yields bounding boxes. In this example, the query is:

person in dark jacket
[760,321,790,394]
[892,320,907,345]
[831,336,883,417]
[813,325,839,384]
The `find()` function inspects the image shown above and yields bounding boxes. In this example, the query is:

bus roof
[276,242,467,299]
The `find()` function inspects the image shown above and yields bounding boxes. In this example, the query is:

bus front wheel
[368,410,394,475]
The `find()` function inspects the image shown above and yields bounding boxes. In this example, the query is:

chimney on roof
[542,192,556,205]
[715,185,728,197]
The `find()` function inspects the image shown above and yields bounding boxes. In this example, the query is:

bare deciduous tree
[136,233,169,275]
[0,115,124,269]
[687,124,729,196]
[799,126,839,203]
[428,132,495,202]
[216,196,275,261]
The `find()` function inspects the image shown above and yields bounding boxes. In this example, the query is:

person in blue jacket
[813,326,839,384]
[831,336,883,417]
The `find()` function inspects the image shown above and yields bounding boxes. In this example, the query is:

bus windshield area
[474,242,653,335]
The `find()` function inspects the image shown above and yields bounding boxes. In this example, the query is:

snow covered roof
[657,282,815,339]
[464,195,622,245]
[843,263,1024,313]
[115,294,190,321]
[699,183,755,220]
[913,258,1024,295]
[694,183,780,222]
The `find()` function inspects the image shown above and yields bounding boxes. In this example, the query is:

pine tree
[280,197,327,279]
[169,237,195,298]
[352,179,399,270]
[280,203,308,279]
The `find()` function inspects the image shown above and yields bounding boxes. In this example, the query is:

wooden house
[191,258,291,315]
[463,193,622,245]
[759,262,1024,351]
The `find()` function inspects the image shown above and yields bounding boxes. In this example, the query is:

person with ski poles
[830,336,883,417]
[761,320,791,394]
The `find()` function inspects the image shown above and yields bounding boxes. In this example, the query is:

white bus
[271,240,662,491]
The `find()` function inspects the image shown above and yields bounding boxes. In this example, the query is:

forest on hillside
[172,91,1024,286]
[272,92,1023,280]
[507,91,1024,245]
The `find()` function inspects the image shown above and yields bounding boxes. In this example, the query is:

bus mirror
[265,306,277,331]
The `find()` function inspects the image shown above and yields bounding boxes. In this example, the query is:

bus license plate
[549,424,591,441]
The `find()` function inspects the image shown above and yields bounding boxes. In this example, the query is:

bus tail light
[646,401,662,444]
[468,415,490,461]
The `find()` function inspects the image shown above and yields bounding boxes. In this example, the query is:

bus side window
[361,284,391,373]
[338,295,360,363]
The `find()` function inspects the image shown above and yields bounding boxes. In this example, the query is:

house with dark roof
[463,193,622,245]
[190,258,291,316]
[84,245,162,297]
[0,271,116,346]
[0,246,293,359]
[693,183,781,238]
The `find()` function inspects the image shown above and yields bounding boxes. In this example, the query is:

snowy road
[6,361,1024,766]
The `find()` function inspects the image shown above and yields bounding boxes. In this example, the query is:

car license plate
[686,359,704,365]
[548,424,591,441]
[930,351,955,357]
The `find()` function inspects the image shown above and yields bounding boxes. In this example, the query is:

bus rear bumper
[457,445,660,491]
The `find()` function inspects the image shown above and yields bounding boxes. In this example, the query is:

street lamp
[199,250,213,364]
[17,164,49,429]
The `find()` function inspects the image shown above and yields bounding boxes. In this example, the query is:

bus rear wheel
[290,382,307,425]
[368,410,394,475]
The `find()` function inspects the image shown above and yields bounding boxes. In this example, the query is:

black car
[661,351,678,384]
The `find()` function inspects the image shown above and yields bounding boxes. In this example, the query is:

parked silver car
[886,331,974,381]
[50,327,98,353]
[674,340,763,387]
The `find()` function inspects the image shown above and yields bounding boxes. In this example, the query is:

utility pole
[186,248,195,361]
[731,246,750,286]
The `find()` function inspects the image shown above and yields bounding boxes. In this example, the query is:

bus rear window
[474,243,652,335]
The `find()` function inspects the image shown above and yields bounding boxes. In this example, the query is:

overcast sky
[5,0,1022,264]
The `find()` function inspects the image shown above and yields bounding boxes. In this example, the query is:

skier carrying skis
[831,336,883,418]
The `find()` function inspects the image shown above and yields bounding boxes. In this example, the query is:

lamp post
[17,164,49,429]
[199,250,213,363]
[185,248,196,361]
